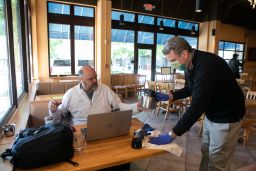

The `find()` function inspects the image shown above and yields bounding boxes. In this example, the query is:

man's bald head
[79,66,96,77]
[79,66,98,92]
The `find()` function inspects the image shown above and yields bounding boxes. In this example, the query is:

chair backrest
[50,82,65,94]
[136,75,147,86]
[175,79,185,85]
[36,82,51,95]
[240,72,248,78]
[246,90,256,100]
[157,82,170,93]
[111,74,123,86]
[30,101,49,127]
[65,81,79,92]
[123,74,136,85]
[147,80,156,90]
[236,78,245,85]
[175,73,185,80]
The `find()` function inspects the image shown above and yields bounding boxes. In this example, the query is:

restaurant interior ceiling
[110,0,256,30]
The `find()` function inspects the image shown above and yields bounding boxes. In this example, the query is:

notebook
[86,110,133,141]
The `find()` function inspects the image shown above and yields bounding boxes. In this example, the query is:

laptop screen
[86,110,133,141]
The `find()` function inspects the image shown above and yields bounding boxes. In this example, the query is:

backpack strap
[0,149,13,159]
[66,159,79,166]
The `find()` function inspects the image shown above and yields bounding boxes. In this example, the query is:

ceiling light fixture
[248,0,256,9]
[119,14,125,26]
[119,0,124,26]
[159,20,164,30]
[191,25,196,35]
[159,0,164,31]
[195,0,202,12]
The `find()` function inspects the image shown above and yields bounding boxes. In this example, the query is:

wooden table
[16,118,166,171]
[34,93,64,102]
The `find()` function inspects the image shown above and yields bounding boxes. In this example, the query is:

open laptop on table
[86,110,133,141]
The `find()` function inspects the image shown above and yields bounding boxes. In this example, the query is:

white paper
[142,137,183,157]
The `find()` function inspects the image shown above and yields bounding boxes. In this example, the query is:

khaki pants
[199,117,241,171]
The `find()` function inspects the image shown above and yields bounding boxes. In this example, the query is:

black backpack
[1,123,78,169]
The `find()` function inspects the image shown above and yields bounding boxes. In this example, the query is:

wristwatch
[169,131,177,138]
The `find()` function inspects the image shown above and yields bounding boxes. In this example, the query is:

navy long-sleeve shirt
[172,50,245,136]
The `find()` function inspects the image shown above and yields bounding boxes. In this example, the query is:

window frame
[47,1,95,76]
[0,0,29,127]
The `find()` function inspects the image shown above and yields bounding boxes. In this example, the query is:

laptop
[86,110,133,141]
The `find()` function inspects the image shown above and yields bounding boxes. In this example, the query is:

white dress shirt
[49,82,138,125]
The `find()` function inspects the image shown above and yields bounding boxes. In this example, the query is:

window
[181,36,198,49]
[48,2,95,76]
[12,0,24,97]
[111,10,199,79]
[178,21,199,31]
[0,0,12,120]
[138,31,154,44]
[138,15,154,25]
[157,18,175,28]
[111,11,135,22]
[156,33,174,74]
[49,23,71,75]
[111,29,135,74]
[48,2,70,15]
[74,25,94,73]
[74,6,94,17]
[218,41,245,72]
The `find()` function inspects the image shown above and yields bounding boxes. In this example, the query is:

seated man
[48,66,143,125]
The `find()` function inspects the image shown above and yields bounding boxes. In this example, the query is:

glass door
[137,48,153,80]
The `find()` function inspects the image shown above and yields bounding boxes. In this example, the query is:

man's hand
[148,133,175,145]
[48,100,62,113]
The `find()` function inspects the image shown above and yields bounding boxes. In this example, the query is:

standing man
[228,53,244,78]
[150,36,245,171]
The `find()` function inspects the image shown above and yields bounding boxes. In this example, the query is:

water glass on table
[73,131,84,152]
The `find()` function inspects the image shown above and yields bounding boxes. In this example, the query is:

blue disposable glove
[141,123,155,135]
[148,133,174,145]
[155,92,169,102]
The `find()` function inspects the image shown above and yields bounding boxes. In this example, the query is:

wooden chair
[111,74,128,99]
[136,75,147,95]
[123,74,137,97]
[156,82,171,112]
[147,80,156,91]
[157,82,170,93]
[174,79,185,90]
[236,78,245,85]
[242,90,256,145]
[198,114,205,137]
[156,98,186,120]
